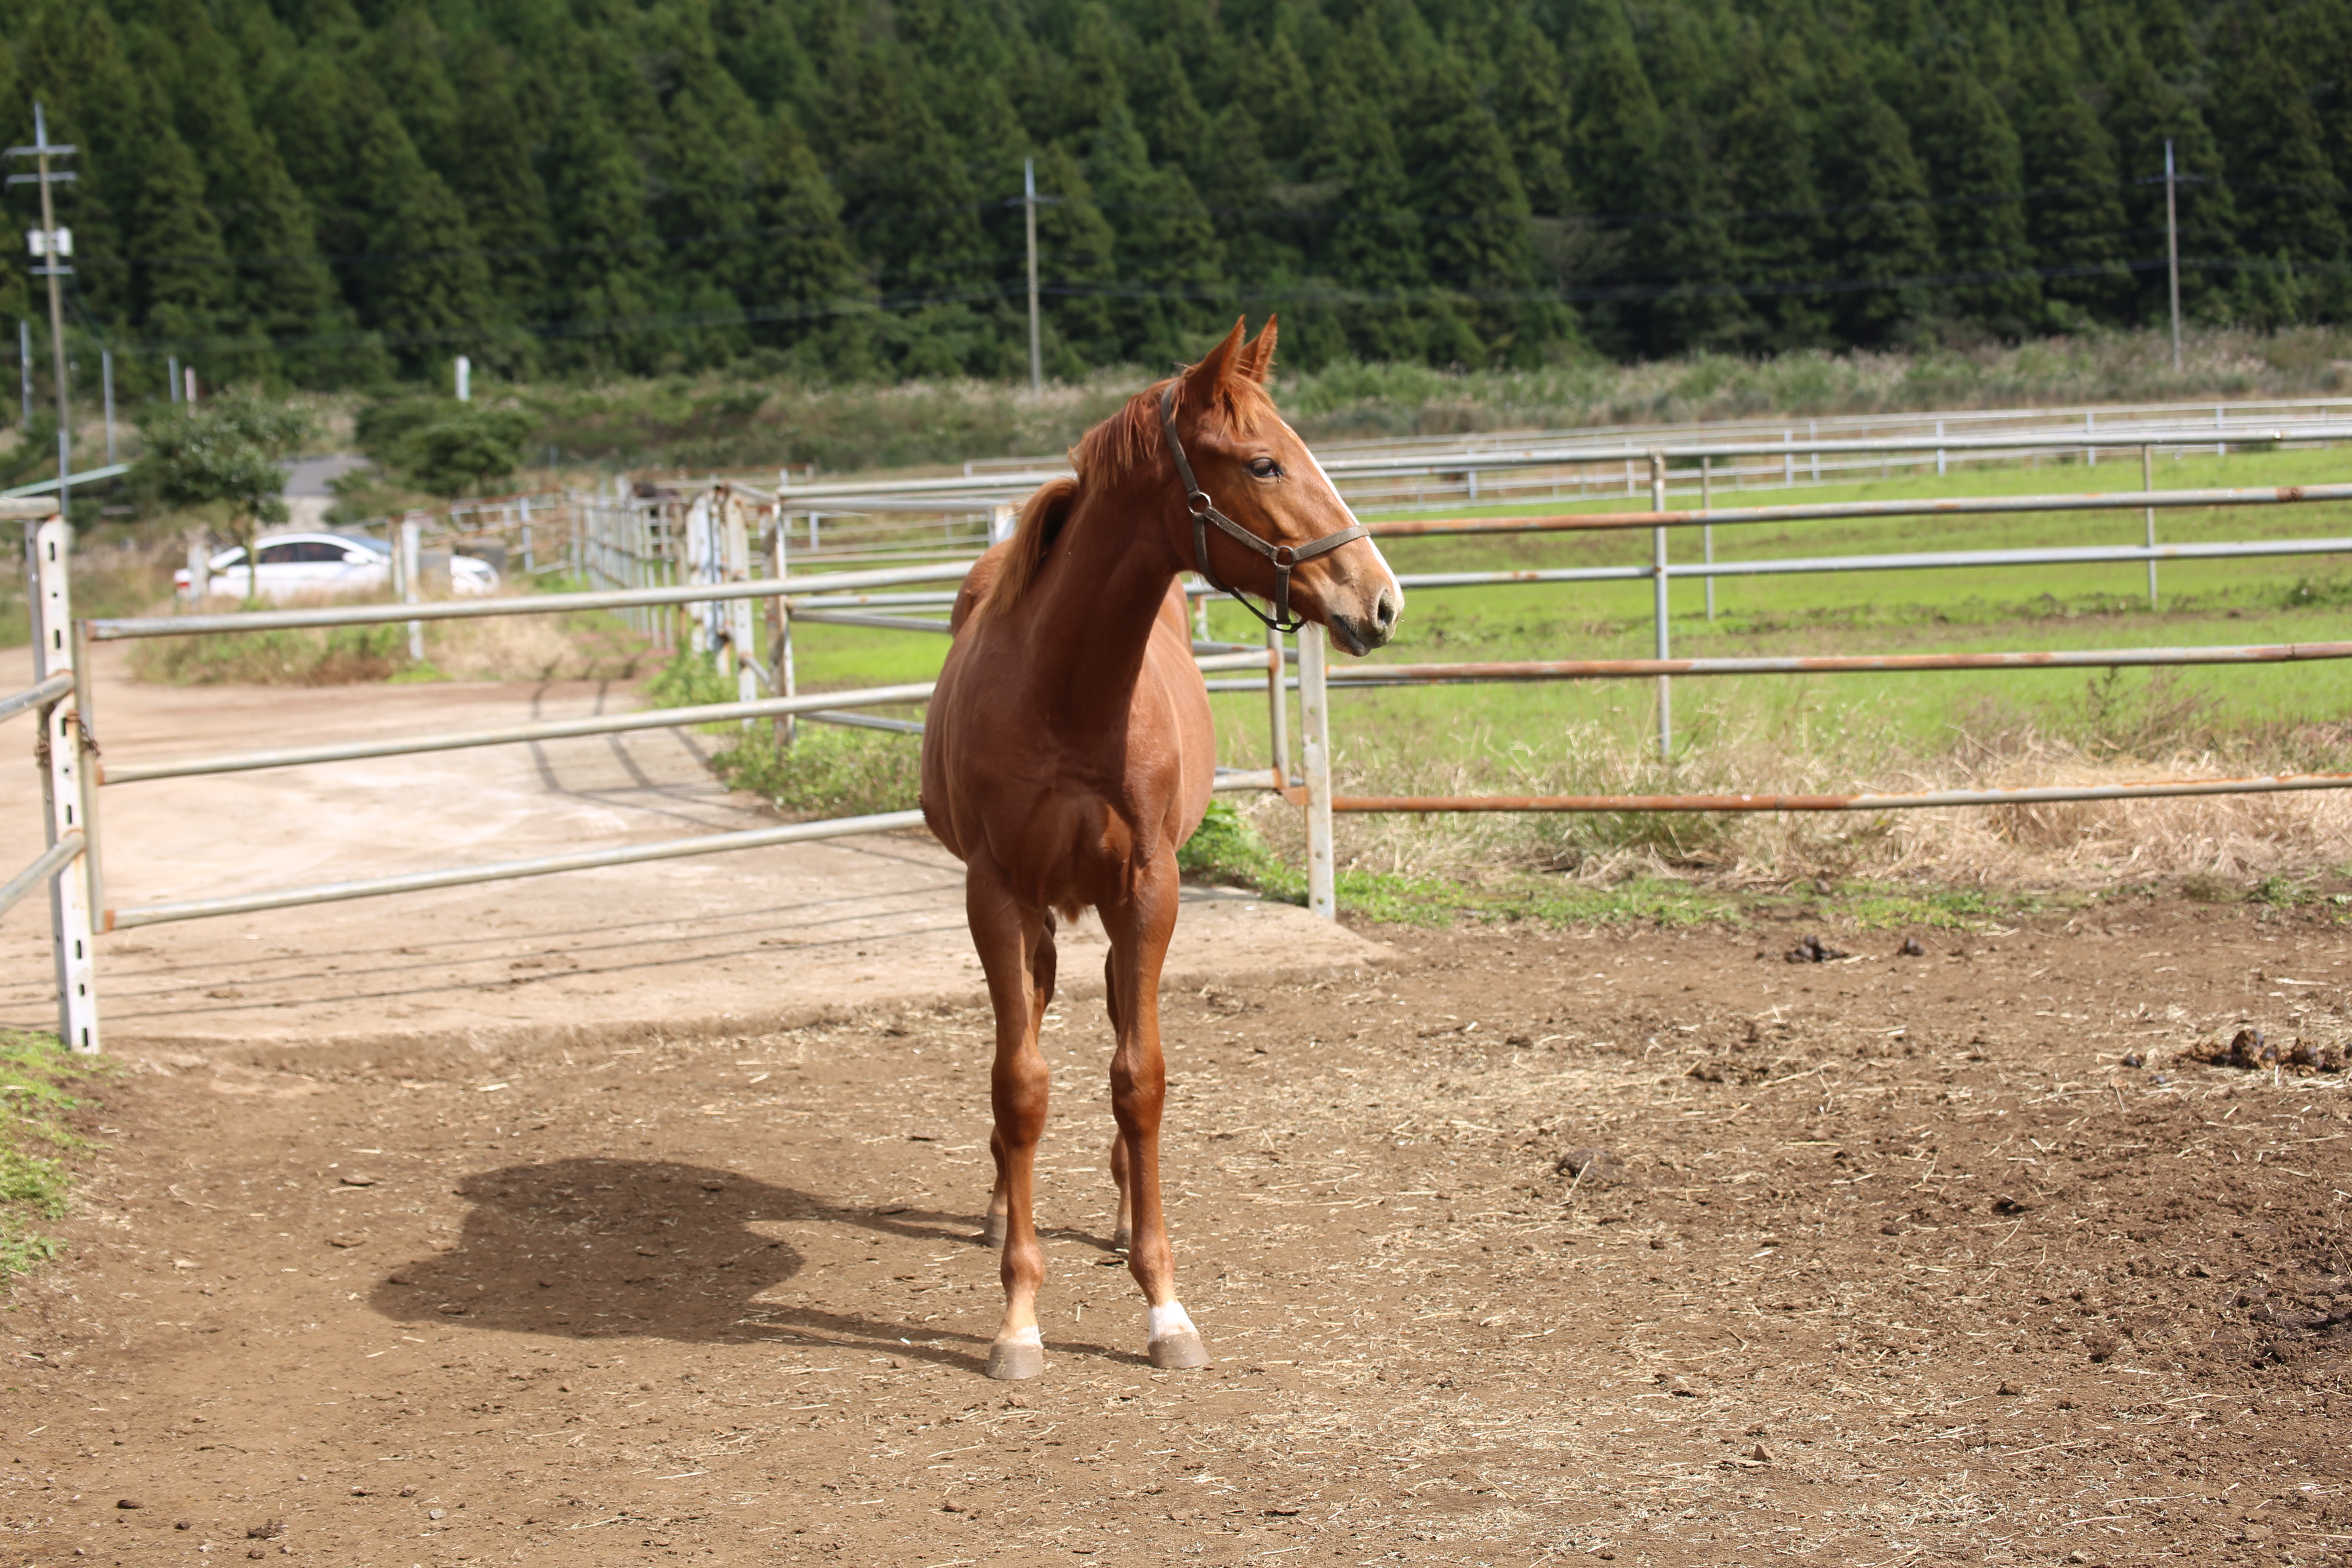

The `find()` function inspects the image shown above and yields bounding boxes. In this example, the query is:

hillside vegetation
[9,0,2352,396]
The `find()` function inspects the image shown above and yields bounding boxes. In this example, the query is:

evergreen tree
[1089,103,1228,365]
[748,110,871,370]
[1813,67,1941,344]
[1492,16,1575,219]
[2213,41,2347,319]
[128,97,232,350]
[1909,56,2041,335]
[445,49,556,364]
[1718,46,1830,350]
[542,65,658,371]
[1408,53,1548,363]
[367,6,462,178]
[2105,44,2238,327]
[1310,42,1426,361]
[1569,13,1666,353]
[1032,143,1119,373]
[346,106,497,376]
[2018,65,2135,327]
[657,58,766,364]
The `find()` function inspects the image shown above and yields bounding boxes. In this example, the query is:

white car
[174,532,499,601]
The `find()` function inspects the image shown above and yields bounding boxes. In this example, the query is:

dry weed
[1237,708,2352,890]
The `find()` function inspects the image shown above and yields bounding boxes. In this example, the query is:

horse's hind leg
[1104,863,1208,1370]
[969,859,1055,1380]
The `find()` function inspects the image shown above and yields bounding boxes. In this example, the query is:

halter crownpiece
[1158,381,1366,635]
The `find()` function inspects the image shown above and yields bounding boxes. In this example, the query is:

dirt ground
[4,898,2351,1568]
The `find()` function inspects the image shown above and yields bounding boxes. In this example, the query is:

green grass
[770,443,2352,763]
[0,1031,104,1286]
[670,444,2352,907]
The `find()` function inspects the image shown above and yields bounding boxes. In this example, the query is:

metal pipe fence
[22,421,2352,1047]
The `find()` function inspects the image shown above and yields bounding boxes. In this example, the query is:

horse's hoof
[1110,1226,1131,1252]
[980,1214,1007,1247]
[985,1340,1045,1380]
[1148,1331,1209,1370]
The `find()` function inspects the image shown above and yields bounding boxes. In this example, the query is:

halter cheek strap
[1159,382,1366,635]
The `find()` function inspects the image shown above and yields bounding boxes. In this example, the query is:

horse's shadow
[367,1158,1140,1374]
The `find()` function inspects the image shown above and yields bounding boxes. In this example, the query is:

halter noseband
[1159,382,1366,635]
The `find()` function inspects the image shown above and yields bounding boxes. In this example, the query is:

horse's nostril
[1374,590,1398,630]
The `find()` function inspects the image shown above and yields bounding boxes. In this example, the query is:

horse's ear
[1238,316,1278,384]
[1182,318,1250,402]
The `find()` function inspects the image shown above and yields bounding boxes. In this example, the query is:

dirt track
[4,899,2351,1567]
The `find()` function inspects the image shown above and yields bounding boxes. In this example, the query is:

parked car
[173,532,499,601]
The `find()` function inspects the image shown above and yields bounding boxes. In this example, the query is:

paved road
[0,647,1387,1060]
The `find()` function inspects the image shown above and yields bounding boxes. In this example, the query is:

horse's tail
[972,477,1078,624]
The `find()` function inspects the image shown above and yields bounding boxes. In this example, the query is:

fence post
[2143,443,2159,609]
[34,515,97,1053]
[1298,628,1334,921]
[1266,622,1290,789]
[399,514,423,662]
[71,614,102,920]
[721,489,757,715]
[520,494,534,575]
[1650,450,1671,764]
[1936,419,1946,478]
[1701,455,1715,623]
[769,510,796,748]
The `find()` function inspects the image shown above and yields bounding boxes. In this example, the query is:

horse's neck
[1019,474,1181,724]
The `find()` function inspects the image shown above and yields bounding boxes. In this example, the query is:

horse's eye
[1248,458,1281,480]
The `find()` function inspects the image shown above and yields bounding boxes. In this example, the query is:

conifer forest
[4,0,2350,394]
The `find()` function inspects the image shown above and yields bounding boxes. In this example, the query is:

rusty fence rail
[1238,450,2352,918]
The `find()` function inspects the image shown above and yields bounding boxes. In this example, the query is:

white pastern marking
[1147,1301,1199,1343]
[1003,1324,1042,1348]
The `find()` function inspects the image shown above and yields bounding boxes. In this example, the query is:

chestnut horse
[920,318,1402,1379]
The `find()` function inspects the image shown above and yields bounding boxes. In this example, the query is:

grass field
[768,444,2352,893]
[786,445,2352,740]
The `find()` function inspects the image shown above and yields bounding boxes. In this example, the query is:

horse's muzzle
[1327,585,1400,656]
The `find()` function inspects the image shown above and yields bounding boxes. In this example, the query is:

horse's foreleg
[1105,952,1133,1253]
[1105,865,1207,1370]
[969,861,1054,1380]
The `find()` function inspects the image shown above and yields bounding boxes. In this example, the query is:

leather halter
[1159,381,1366,635]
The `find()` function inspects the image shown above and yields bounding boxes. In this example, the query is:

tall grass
[509,325,2352,475]
[1227,699,2352,895]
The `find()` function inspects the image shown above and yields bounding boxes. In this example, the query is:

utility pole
[2164,139,2183,373]
[100,347,113,463]
[16,321,26,428]
[1022,158,1042,393]
[7,103,76,517]
[454,353,471,402]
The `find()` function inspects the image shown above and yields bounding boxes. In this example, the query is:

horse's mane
[975,365,1276,623]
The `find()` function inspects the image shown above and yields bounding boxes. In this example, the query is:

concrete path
[0,647,1390,1063]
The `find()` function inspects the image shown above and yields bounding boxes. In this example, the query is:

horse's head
[1158,319,1402,655]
